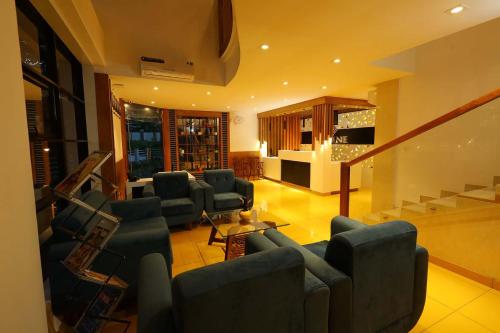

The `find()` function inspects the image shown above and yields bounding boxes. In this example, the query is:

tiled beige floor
[104,179,500,332]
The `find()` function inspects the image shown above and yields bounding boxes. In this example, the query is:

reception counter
[263,149,361,195]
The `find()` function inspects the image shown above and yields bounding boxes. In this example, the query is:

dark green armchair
[144,171,204,228]
[198,169,254,213]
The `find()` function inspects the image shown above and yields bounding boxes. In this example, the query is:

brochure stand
[51,151,130,333]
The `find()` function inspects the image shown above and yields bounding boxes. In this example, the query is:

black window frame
[16,0,88,188]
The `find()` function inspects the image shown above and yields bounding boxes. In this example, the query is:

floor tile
[172,261,205,277]
[410,298,454,333]
[426,263,490,309]
[459,290,500,332]
[424,313,493,333]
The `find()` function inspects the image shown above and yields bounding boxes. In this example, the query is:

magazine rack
[52,151,130,333]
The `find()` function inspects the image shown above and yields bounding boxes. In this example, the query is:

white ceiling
[97,0,500,113]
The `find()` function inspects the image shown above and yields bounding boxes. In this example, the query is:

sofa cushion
[161,198,194,216]
[203,169,235,194]
[153,172,189,200]
[116,217,167,234]
[213,192,243,210]
[303,240,329,259]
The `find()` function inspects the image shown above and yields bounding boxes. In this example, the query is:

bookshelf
[176,115,221,172]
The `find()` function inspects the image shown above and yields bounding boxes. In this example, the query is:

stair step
[363,213,385,224]
[464,184,488,192]
[420,195,437,203]
[440,190,458,198]
[381,207,425,219]
[426,197,458,211]
[458,188,496,203]
[402,203,428,214]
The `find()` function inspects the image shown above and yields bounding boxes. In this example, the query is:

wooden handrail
[346,88,500,167]
[339,88,500,217]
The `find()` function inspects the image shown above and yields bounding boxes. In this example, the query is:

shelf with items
[175,114,222,172]
[51,151,130,333]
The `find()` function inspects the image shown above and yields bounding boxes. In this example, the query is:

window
[16,0,88,216]
[126,104,164,178]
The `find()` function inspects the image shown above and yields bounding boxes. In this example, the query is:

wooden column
[339,162,350,216]
[94,73,116,197]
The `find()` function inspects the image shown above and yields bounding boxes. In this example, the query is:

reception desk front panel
[281,160,311,188]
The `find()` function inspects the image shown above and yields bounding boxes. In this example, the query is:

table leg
[208,226,217,245]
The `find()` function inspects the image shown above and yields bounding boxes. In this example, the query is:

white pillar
[0,1,48,332]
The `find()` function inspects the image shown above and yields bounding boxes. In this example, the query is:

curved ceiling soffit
[220,8,241,86]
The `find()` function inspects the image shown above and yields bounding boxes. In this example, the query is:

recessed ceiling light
[283,81,289,86]
[145,107,150,111]
[226,106,231,109]
[151,101,155,104]
[250,95,255,99]
[321,86,328,90]
[333,58,341,64]
[153,86,159,91]
[192,103,196,107]
[260,44,270,50]
[448,5,465,14]
[206,91,212,95]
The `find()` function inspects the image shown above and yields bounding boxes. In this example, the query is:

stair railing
[339,88,500,216]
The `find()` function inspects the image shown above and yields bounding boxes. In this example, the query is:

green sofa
[47,190,173,315]
[138,248,306,333]
[247,216,428,333]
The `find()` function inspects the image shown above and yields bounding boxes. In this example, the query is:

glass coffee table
[204,209,290,260]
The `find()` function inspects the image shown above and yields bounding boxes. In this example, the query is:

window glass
[126,104,164,178]
[56,50,74,92]
[17,9,45,75]
[59,93,77,141]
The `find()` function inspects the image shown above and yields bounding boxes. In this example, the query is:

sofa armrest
[330,215,367,238]
[409,245,429,329]
[247,233,330,333]
[198,180,214,212]
[143,184,155,197]
[138,254,175,333]
[246,232,278,255]
[110,197,162,223]
[263,229,352,333]
[189,181,204,214]
[235,177,254,209]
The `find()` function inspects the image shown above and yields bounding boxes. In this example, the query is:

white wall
[229,111,259,152]
[0,1,47,332]
[393,17,500,204]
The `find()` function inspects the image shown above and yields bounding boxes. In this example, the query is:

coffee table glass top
[204,209,290,239]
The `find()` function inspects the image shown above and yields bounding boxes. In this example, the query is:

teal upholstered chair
[247,217,428,333]
[198,169,254,212]
[138,247,305,333]
[144,171,204,228]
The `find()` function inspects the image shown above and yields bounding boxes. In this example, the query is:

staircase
[363,177,500,289]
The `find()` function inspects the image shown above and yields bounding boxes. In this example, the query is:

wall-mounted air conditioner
[140,57,194,82]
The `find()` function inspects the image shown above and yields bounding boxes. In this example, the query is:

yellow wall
[0,1,47,332]
[372,79,399,212]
